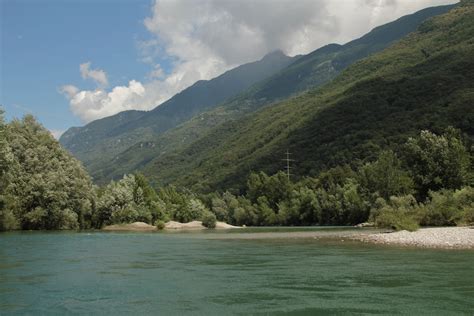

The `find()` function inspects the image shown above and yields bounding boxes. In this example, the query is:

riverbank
[354,227,474,249]
[102,222,157,231]
[102,221,241,231]
[165,220,240,229]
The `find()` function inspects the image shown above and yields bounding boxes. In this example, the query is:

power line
[282,150,295,181]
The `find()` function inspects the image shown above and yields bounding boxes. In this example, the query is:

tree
[202,211,217,228]
[211,196,229,221]
[403,128,471,198]
[358,150,414,200]
[5,115,95,230]
[0,109,18,230]
[370,195,421,231]
[96,174,157,226]
[279,187,319,225]
[246,171,292,212]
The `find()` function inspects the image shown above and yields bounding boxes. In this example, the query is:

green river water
[0,228,473,315]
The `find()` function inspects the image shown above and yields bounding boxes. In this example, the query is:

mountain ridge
[84,3,457,184]
[60,50,297,166]
[140,2,473,192]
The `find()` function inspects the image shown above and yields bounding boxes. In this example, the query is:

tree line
[1,111,473,231]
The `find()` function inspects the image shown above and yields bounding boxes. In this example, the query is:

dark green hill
[142,1,474,192]
[89,3,456,184]
[59,51,296,167]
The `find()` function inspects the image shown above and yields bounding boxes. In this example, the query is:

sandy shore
[103,221,241,231]
[165,220,241,230]
[355,227,474,249]
[102,222,156,231]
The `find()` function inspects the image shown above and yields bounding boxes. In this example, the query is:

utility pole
[282,150,295,181]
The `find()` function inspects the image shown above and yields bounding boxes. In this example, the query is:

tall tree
[358,150,414,200]
[6,115,95,229]
[403,128,472,199]
[0,109,18,230]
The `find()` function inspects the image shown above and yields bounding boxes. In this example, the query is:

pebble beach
[356,227,474,249]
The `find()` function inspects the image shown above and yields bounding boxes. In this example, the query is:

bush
[155,220,166,230]
[375,209,420,231]
[419,190,459,226]
[420,186,474,226]
[202,212,217,229]
[371,196,420,231]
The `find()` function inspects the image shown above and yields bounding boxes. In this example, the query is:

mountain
[60,51,297,168]
[140,1,473,192]
[85,3,456,184]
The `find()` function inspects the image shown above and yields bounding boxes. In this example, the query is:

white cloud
[148,64,165,79]
[79,62,108,87]
[60,85,79,98]
[61,80,151,123]
[62,0,457,124]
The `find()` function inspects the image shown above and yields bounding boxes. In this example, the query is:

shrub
[371,196,420,231]
[202,212,217,229]
[420,186,474,226]
[419,190,459,226]
[375,209,420,231]
[155,220,166,230]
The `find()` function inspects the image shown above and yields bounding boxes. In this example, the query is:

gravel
[356,227,474,249]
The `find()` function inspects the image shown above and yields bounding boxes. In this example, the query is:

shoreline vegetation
[1,114,473,238]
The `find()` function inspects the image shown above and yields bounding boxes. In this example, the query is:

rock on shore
[357,227,474,249]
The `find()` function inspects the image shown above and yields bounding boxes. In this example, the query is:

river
[1,228,473,315]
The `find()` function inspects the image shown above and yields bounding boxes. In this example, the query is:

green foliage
[3,115,95,230]
[211,196,229,222]
[403,129,471,198]
[420,186,474,226]
[155,220,166,230]
[174,198,207,223]
[202,211,217,228]
[247,171,292,209]
[358,150,414,200]
[95,174,168,226]
[371,196,421,231]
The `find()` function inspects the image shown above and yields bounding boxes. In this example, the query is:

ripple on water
[0,230,473,314]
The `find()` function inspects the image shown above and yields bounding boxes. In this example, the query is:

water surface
[1,229,473,315]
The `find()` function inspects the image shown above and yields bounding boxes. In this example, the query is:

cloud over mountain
[61,0,457,123]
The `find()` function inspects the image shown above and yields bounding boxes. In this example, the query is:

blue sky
[1,0,165,135]
[1,0,457,138]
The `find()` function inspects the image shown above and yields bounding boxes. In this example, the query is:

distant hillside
[60,51,296,167]
[87,3,456,184]
[142,1,473,192]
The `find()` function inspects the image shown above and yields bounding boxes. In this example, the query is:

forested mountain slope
[88,4,455,183]
[59,51,296,167]
[143,1,474,192]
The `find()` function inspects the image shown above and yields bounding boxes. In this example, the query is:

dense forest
[1,111,473,231]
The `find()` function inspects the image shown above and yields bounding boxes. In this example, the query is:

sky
[0,0,458,138]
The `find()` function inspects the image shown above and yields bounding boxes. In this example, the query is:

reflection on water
[0,229,473,315]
